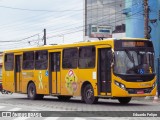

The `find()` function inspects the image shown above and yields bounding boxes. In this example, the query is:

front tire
[83,84,98,104]
[118,97,132,104]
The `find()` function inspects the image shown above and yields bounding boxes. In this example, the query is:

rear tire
[27,82,38,100]
[83,84,98,104]
[118,97,132,104]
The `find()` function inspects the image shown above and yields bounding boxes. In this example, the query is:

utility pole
[144,0,149,39]
[44,29,46,45]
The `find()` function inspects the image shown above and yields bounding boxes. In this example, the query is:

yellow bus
[2,38,156,104]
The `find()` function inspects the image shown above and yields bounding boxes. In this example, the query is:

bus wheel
[118,97,132,104]
[27,82,38,100]
[58,96,71,101]
[83,84,98,104]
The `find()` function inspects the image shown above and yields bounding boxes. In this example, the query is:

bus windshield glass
[114,50,154,75]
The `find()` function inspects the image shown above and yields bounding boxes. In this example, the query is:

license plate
[137,90,144,94]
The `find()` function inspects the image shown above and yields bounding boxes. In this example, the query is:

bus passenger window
[35,50,48,70]
[62,48,78,69]
[4,54,14,71]
[79,46,95,68]
[23,51,34,70]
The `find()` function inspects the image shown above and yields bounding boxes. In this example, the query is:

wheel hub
[30,87,34,97]
[86,89,93,99]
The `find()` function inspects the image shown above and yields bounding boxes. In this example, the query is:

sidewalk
[132,96,159,103]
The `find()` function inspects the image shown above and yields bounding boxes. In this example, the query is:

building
[125,0,160,95]
[84,0,126,40]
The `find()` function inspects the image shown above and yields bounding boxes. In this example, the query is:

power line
[47,10,143,40]
[0,5,82,12]
[0,12,143,49]
[0,0,132,30]
[0,1,143,49]
[46,2,141,34]
[0,33,41,42]
[0,12,82,33]
[0,5,143,44]
[0,0,140,34]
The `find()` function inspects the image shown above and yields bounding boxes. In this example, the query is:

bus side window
[23,51,34,70]
[4,53,14,71]
[79,46,95,68]
[62,48,78,69]
[35,50,48,70]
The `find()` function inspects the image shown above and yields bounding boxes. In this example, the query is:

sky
[0,0,83,51]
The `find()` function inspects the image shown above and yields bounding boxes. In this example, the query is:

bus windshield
[114,50,154,75]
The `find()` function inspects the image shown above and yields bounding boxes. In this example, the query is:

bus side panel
[60,68,97,96]
[21,70,34,93]
[60,69,98,97]
[3,71,15,92]
[61,69,79,96]
[78,69,98,96]
[34,70,49,94]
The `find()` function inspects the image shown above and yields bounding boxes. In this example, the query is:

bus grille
[126,88,152,94]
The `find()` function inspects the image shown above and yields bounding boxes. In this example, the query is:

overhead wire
[47,10,144,40]
[0,0,144,49]
[0,0,140,35]
[0,5,82,12]
[1,0,134,28]
[0,2,142,43]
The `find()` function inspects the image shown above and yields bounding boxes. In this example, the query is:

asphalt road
[0,93,159,120]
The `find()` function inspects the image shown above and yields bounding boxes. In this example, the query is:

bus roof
[3,38,149,53]
[120,38,148,40]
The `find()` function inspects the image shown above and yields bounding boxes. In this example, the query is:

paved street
[0,93,159,120]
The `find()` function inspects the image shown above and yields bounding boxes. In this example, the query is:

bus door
[49,51,61,94]
[15,55,22,92]
[98,48,112,94]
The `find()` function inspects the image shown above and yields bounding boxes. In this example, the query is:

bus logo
[138,69,144,74]
[38,71,43,89]
[65,70,78,93]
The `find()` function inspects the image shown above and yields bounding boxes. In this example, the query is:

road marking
[74,118,86,120]
[13,117,30,120]
[44,117,60,120]
[74,117,86,120]
[8,107,22,111]
[0,106,6,109]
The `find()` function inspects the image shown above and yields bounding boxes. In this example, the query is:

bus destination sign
[122,42,145,47]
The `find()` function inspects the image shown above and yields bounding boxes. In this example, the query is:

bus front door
[49,52,61,94]
[15,55,22,92]
[98,48,112,94]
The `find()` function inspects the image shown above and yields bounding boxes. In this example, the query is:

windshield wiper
[125,49,134,64]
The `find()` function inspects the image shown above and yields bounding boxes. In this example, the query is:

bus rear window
[5,54,14,71]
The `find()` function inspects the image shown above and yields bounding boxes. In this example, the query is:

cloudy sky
[0,0,83,51]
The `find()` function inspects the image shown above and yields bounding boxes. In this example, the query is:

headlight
[115,81,120,86]
[114,81,126,90]
[152,82,156,89]
[120,84,125,89]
